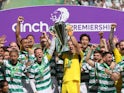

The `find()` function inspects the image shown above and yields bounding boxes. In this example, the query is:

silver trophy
[51,22,68,53]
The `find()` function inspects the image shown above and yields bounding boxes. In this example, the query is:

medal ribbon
[103,63,110,70]
[10,61,20,78]
[37,57,46,77]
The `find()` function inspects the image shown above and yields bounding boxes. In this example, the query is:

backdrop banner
[0,6,124,45]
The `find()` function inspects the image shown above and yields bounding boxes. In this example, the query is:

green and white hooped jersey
[96,63,116,93]
[81,48,93,84]
[113,61,124,89]
[82,63,98,93]
[3,60,25,93]
[81,48,92,83]
[18,51,35,64]
[29,55,52,91]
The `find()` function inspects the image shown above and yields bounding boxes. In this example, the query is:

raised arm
[70,35,82,54]
[66,25,81,54]
[112,36,122,63]
[109,23,117,51]
[47,32,56,57]
[99,31,108,52]
[99,31,104,47]
[41,31,51,46]
[15,16,24,47]
[85,45,96,67]
[101,38,108,52]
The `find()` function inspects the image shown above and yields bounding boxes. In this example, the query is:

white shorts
[80,82,88,93]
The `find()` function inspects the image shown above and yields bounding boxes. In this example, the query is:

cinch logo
[50,7,70,23]
[12,21,49,32]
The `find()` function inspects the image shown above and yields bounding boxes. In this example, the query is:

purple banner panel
[0,6,124,45]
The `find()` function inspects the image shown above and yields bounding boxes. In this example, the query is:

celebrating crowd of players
[0,16,124,93]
